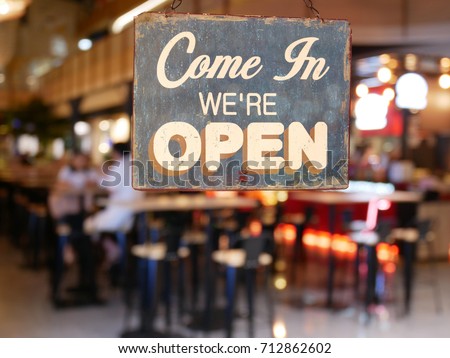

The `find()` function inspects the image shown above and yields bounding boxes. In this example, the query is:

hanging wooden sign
[133,12,351,190]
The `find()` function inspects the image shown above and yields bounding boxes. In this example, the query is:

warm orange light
[377,243,391,262]
[346,241,358,257]
[316,231,331,250]
[303,229,317,248]
[275,223,297,244]
[274,276,287,290]
[331,234,357,259]
[377,243,399,263]
[384,262,396,274]
[390,245,399,257]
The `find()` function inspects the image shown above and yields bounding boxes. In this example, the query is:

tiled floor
[0,237,449,338]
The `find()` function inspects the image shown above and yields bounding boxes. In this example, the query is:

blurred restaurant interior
[0,0,450,338]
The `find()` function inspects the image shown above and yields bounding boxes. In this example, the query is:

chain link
[303,0,323,21]
[171,0,182,10]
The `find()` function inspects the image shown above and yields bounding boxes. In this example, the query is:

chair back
[241,232,272,269]
[416,220,432,241]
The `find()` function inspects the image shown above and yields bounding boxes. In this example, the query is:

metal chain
[171,0,182,10]
[165,0,182,16]
[303,0,323,21]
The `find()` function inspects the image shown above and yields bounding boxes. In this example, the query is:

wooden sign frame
[133,12,351,190]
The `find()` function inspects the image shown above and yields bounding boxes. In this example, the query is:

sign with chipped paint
[133,13,351,190]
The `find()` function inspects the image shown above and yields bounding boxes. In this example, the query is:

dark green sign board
[133,13,351,190]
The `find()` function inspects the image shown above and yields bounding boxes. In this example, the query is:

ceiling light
[98,142,110,154]
[112,0,170,34]
[377,67,392,83]
[99,120,110,131]
[404,54,418,72]
[439,74,450,89]
[74,121,91,136]
[111,117,130,142]
[0,0,30,21]
[379,54,390,65]
[355,94,388,131]
[355,83,369,97]
[395,73,428,110]
[382,88,395,101]
[0,0,10,15]
[440,57,450,71]
[78,38,92,51]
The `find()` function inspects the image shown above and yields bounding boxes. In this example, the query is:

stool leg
[245,268,256,338]
[426,240,443,313]
[190,244,199,311]
[116,232,127,282]
[177,258,186,320]
[53,234,68,303]
[142,259,158,332]
[365,245,378,312]
[403,241,416,314]
[354,244,361,301]
[203,223,219,332]
[225,266,237,338]
[163,260,172,330]
[27,211,38,267]
[264,266,275,337]
[34,215,46,269]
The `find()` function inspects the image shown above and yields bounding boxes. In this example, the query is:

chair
[348,199,392,314]
[389,219,443,314]
[125,213,190,337]
[212,232,274,337]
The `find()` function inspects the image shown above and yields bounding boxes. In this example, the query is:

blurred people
[84,142,144,279]
[84,142,144,235]
[48,151,100,304]
[48,151,99,224]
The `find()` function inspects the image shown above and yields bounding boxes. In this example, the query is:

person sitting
[84,142,145,284]
[84,142,145,235]
[49,151,99,229]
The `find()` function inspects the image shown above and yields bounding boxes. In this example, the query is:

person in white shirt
[49,151,99,223]
[84,142,145,235]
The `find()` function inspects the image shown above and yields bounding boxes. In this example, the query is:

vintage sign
[133,13,351,190]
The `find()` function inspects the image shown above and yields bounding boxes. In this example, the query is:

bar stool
[12,191,29,247]
[126,231,190,337]
[181,229,207,311]
[389,219,443,314]
[53,223,71,303]
[99,220,135,287]
[53,213,101,307]
[283,206,315,283]
[348,198,393,315]
[212,232,274,337]
[26,203,48,269]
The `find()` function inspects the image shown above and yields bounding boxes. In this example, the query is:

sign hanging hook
[303,0,323,21]
[165,0,182,17]
[171,0,183,10]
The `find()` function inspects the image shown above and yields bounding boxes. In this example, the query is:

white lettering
[202,122,243,172]
[284,121,328,172]
[157,31,264,89]
[274,37,329,82]
[149,122,201,174]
